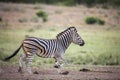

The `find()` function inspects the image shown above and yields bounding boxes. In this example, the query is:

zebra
[4,27,85,74]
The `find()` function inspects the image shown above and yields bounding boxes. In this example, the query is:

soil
[0,2,120,80]
[0,66,120,80]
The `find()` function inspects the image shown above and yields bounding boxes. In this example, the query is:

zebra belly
[36,48,55,58]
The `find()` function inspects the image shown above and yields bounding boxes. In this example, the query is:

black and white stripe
[4,27,85,74]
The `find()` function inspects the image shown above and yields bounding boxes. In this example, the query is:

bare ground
[0,2,120,80]
[0,66,120,80]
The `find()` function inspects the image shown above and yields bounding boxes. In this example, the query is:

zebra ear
[69,26,77,32]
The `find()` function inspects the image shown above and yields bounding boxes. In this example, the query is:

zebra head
[70,27,85,46]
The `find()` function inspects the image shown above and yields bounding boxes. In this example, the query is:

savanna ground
[0,2,120,80]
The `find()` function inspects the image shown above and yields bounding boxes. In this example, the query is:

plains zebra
[4,27,85,74]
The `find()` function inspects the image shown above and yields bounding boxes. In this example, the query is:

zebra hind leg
[25,53,34,74]
[18,54,25,73]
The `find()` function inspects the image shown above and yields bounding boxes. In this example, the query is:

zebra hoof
[18,67,23,73]
[54,65,60,68]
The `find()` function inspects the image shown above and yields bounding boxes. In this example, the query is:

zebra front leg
[54,57,60,68]
[55,61,61,74]
[18,54,25,73]
[54,57,61,73]
[60,56,67,67]
[25,54,34,74]
[55,60,67,74]
[54,61,60,68]
[59,56,69,75]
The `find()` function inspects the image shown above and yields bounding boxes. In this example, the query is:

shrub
[98,19,105,25]
[85,17,97,24]
[83,0,95,6]
[111,0,120,6]
[85,16,105,25]
[36,10,48,22]
[0,17,2,22]
[62,0,77,6]
[0,0,120,7]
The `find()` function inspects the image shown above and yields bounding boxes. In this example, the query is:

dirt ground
[0,2,120,80]
[0,66,120,80]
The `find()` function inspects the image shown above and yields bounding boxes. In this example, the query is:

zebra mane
[56,27,77,38]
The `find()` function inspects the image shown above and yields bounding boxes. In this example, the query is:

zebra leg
[60,56,67,67]
[59,56,69,75]
[54,57,60,68]
[18,54,25,73]
[25,53,34,74]
[54,57,62,73]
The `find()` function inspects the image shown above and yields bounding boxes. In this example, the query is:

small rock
[33,71,39,74]
[79,68,91,72]
[60,71,69,75]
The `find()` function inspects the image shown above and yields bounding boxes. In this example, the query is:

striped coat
[4,27,85,74]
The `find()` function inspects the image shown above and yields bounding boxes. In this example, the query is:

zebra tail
[3,44,22,61]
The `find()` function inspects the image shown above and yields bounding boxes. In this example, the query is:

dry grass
[0,2,120,29]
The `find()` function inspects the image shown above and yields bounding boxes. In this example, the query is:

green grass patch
[0,27,120,67]
[85,16,105,25]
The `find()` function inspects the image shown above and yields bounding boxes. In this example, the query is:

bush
[98,19,105,25]
[36,10,48,22]
[0,0,120,7]
[85,17,97,24]
[62,0,77,6]
[0,17,2,22]
[83,0,96,6]
[111,0,120,6]
[85,16,105,25]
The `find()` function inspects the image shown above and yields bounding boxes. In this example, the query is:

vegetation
[0,26,120,67]
[97,19,105,25]
[0,2,120,68]
[30,16,39,23]
[85,17,97,24]
[18,18,28,23]
[0,0,120,7]
[36,10,48,22]
[85,16,105,25]
[0,17,2,22]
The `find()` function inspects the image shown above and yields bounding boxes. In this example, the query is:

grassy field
[0,26,120,68]
[0,3,120,68]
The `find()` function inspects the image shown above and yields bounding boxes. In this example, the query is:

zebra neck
[59,37,72,50]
